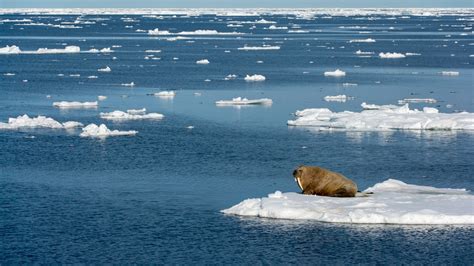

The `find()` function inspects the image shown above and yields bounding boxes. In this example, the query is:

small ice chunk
[238,45,280,50]
[379,52,406,59]
[98,66,111,72]
[324,95,350,102]
[216,97,273,106]
[98,95,107,101]
[196,59,210,64]
[244,74,266,82]
[121,82,135,87]
[100,109,164,120]
[324,69,346,77]
[440,71,459,76]
[349,38,376,43]
[398,98,437,104]
[154,91,176,97]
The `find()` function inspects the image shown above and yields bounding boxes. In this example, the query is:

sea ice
[244,74,266,82]
[53,101,98,108]
[154,91,176,97]
[0,114,82,130]
[324,69,346,77]
[216,97,273,106]
[222,179,474,224]
[238,45,280,50]
[379,52,406,58]
[80,123,137,137]
[98,66,111,72]
[287,103,474,131]
[324,95,350,102]
[196,59,210,64]
[349,38,376,43]
[100,109,164,120]
[440,71,460,76]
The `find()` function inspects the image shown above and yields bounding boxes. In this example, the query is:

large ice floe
[80,123,137,137]
[100,108,164,120]
[53,101,98,108]
[244,74,266,82]
[148,28,242,35]
[216,97,273,106]
[0,114,82,130]
[0,45,81,54]
[287,103,474,131]
[324,95,351,102]
[222,179,474,224]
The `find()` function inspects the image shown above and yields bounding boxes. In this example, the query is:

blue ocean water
[0,11,473,264]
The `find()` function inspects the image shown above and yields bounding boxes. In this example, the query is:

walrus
[292,165,358,197]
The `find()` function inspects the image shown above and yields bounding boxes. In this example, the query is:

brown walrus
[292,165,358,197]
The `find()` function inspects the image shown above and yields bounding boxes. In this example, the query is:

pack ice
[0,114,82,130]
[287,103,474,131]
[222,179,474,224]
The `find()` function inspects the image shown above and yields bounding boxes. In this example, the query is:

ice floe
[98,95,107,101]
[80,123,137,137]
[324,95,351,102]
[100,109,164,120]
[324,69,346,77]
[238,45,280,50]
[196,59,210,64]
[355,50,374,55]
[222,179,474,224]
[349,38,376,43]
[244,74,266,82]
[154,91,176,97]
[398,98,437,104]
[0,114,82,130]
[121,82,135,87]
[216,97,273,106]
[287,103,474,131]
[148,28,242,35]
[379,52,406,59]
[53,101,98,108]
[441,71,460,76]
[98,66,111,72]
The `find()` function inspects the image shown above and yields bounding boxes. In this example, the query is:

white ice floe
[121,82,135,87]
[324,95,350,102]
[355,50,374,55]
[222,179,474,225]
[98,66,111,72]
[287,103,474,131]
[398,98,437,104]
[80,123,137,137]
[148,28,242,35]
[216,97,272,106]
[244,74,266,82]
[154,91,176,97]
[100,109,164,120]
[196,59,210,64]
[361,102,400,110]
[98,95,107,101]
[349,38,376,43]
[342,83,358,87]
[324,69,346,77]
[238,45,280,50]
[268,25,288,30]
[224,74,237,80]
[440,71,460,76]
[53,101,98,108]
[379,52,406,59]
[0,114,82,130]
[0,45,80,54]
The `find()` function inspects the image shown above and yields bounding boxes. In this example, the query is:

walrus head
[292,165,306,191]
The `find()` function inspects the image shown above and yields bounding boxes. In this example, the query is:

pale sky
[1,0,473,8]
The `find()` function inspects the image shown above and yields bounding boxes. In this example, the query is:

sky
[1,0,473,8]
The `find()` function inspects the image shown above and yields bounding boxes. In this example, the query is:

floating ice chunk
[0,114,82,130]
[121,82,135,87]
[148,28,171,35]
[324,95,350,102]
[268,25,288,30]
[98,66,111,72]
[53,101,98,108]
[100,47,113,53]
[244,74,266,82]
[3,73,15,76]
[80,123,137,137]
[379,52,406,58]
[342,83,358,87]
[440,71,460,76]
[398,98,437,104]
[98,95,107,101]
[88,75,98,79]
[33,46,81,54]
[287,104,474,131]
[324,69,346,77]
[405,52,421,56]
[355,50,374,55]
[224,74,237,80]
[349,38,376,43]
[186,125,195,129]
[238,45,280,50]
[148,28,242,35]
[0,45,21,54]
[145,49,161,53]
[154,91,176,97]
[100,109,164,120]
[196,59,210,64]
[216,97,272,106]
[222,179,474,224]
[361,102,401,110]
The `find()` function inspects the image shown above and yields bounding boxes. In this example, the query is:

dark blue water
[1,11,473,264]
